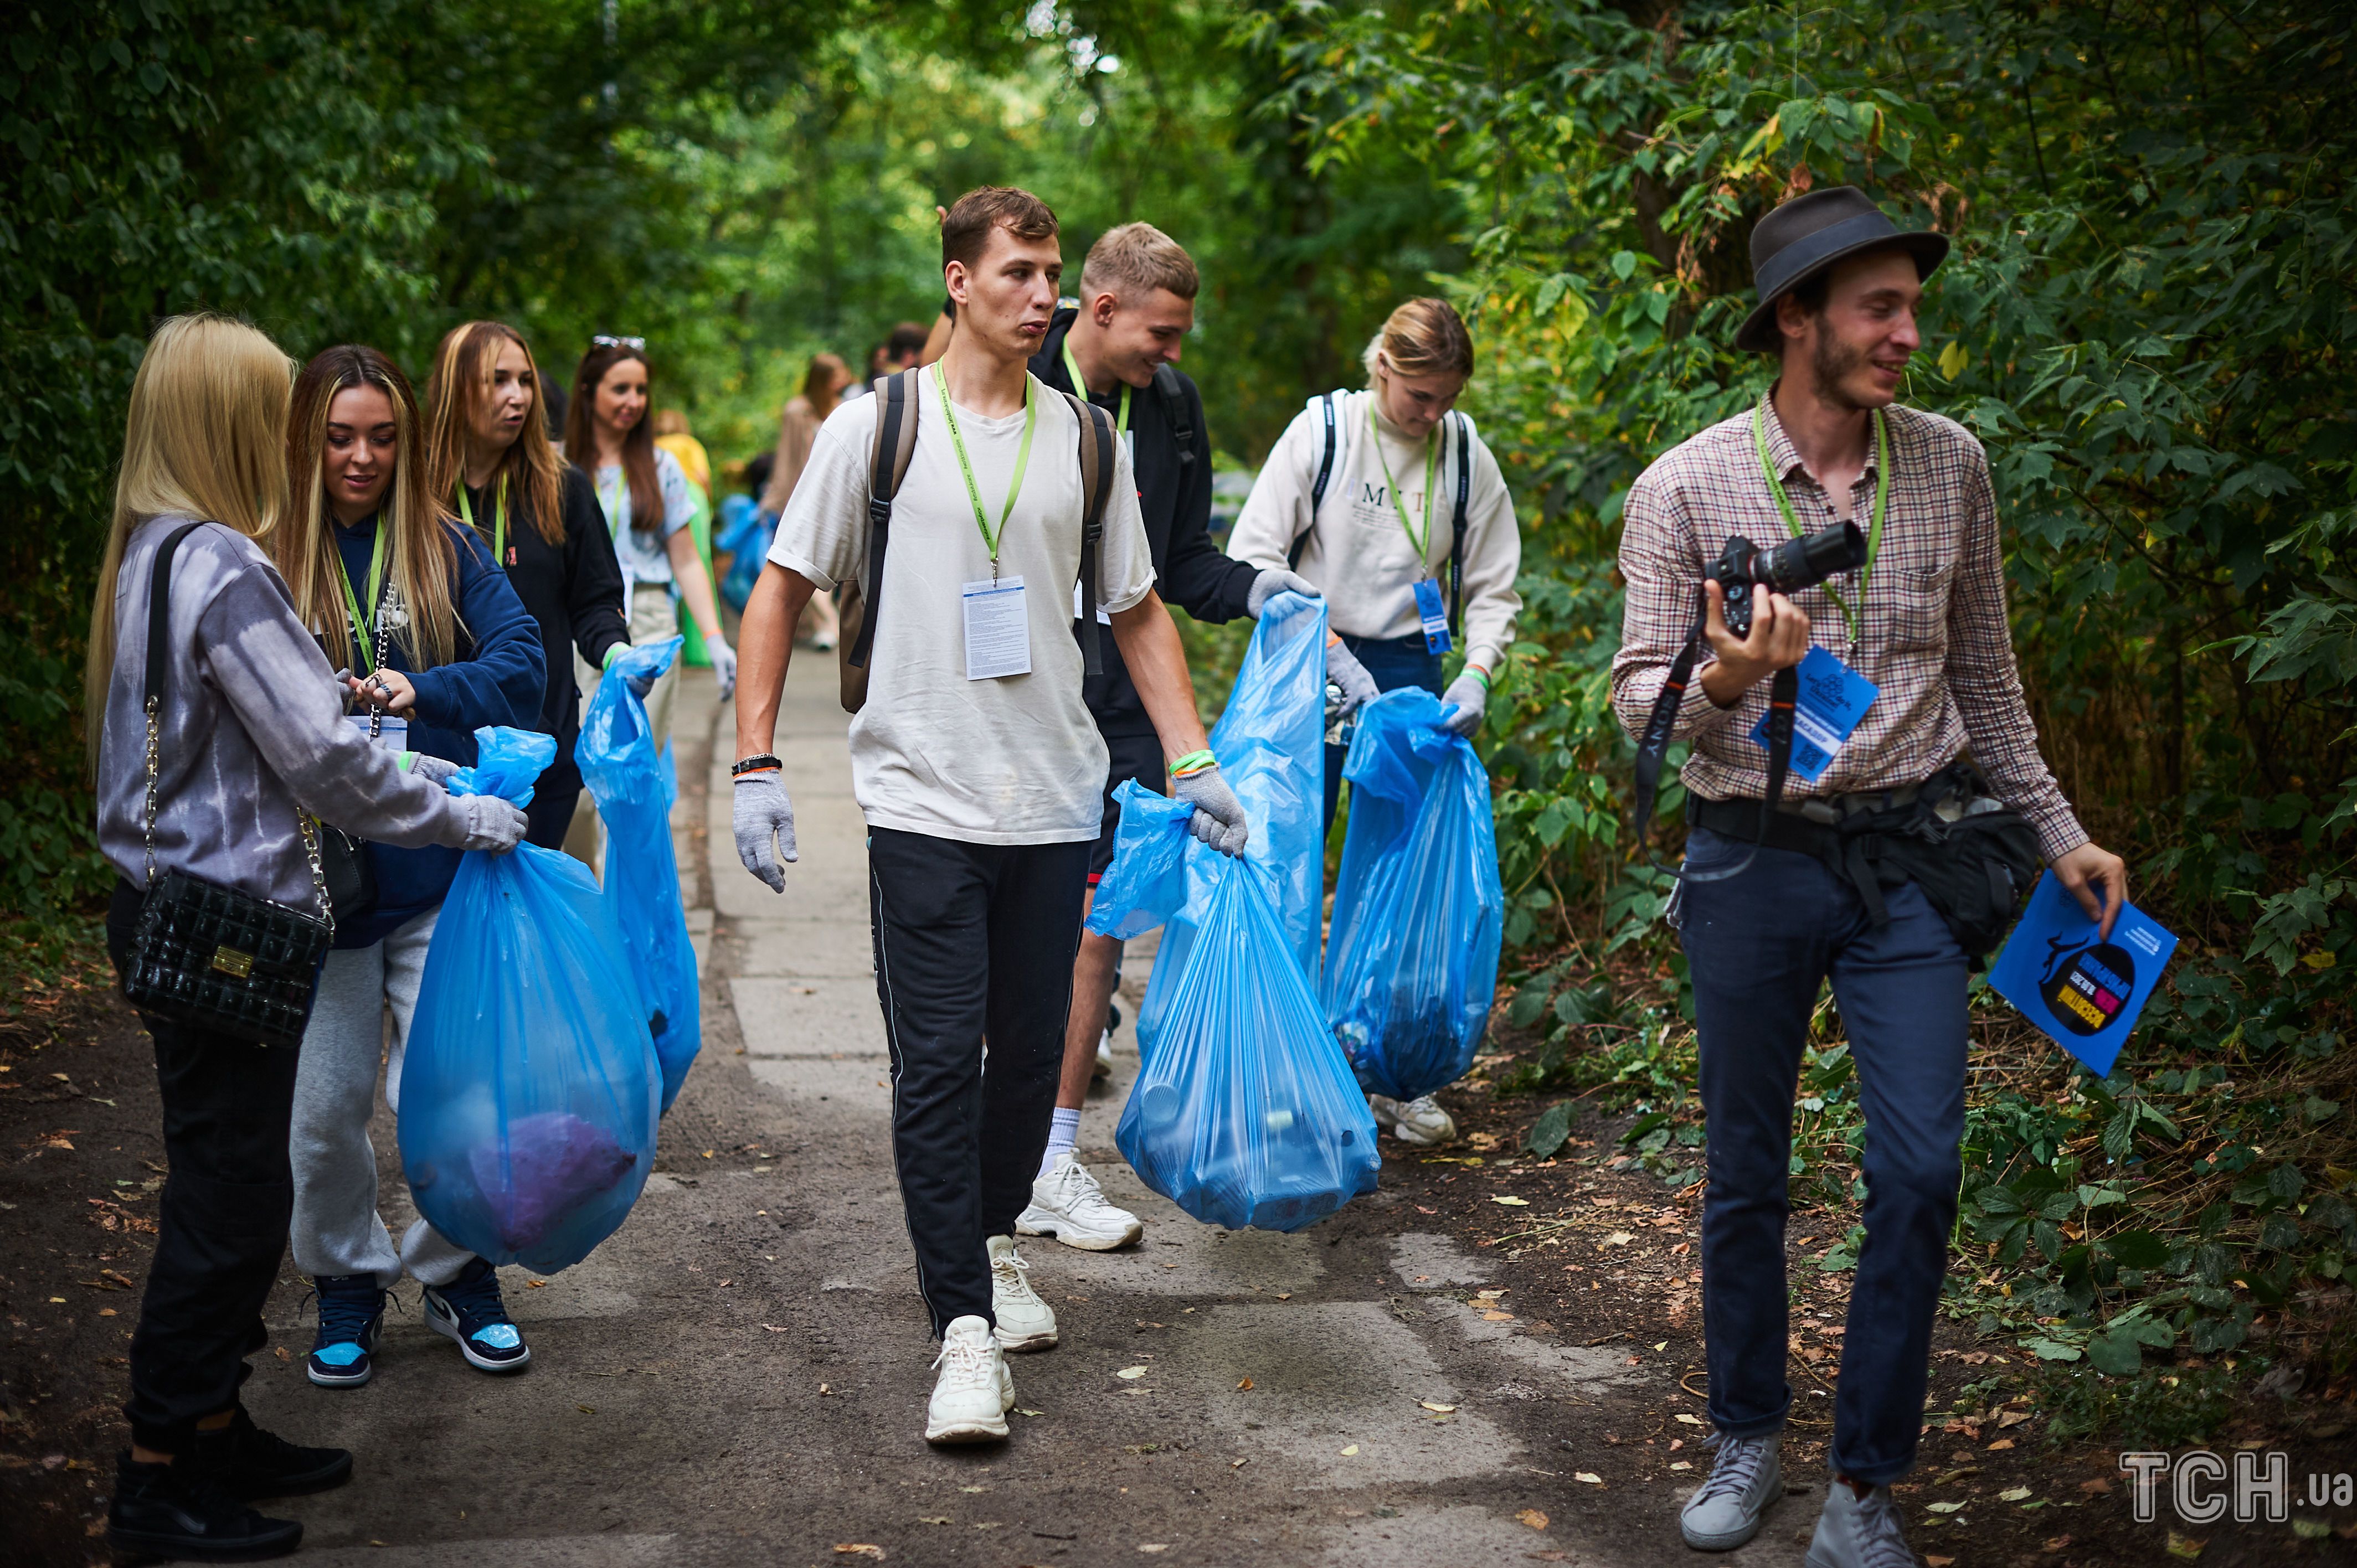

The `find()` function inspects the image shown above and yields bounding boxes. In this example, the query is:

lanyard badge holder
[457,477,512,568]
[1627,400,1885,883]
[939,361,1041,681]
[1368,401,1453,654]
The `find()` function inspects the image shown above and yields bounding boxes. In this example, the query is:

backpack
[838,367,1118,714]
[1288,394,1474,639]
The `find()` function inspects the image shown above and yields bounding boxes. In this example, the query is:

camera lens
[1756,520,1866,592]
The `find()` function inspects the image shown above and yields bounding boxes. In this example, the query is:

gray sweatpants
[288,906,475,1288]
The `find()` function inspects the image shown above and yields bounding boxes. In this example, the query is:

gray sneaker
[1680,1432,1782,1550]
[1805,1478,1917,1568]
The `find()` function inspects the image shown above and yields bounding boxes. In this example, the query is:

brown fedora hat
[1734,186,1949,354]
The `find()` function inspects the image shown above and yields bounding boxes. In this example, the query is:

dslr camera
[1706,519,1867,638]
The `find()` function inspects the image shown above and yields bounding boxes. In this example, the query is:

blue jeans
[1324,632,1444,831]
[1679,825,1968,1485]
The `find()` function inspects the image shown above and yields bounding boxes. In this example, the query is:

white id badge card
[963,576,1032,680]
[346,713,408,751]
[1412,577,1452,654]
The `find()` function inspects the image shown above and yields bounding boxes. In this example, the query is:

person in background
[90,314,524,1563]
[272,344,545,1394]
[652,408,723,668]
[1021,221,1320,1254]
[1228,295,1525,1149]
[759,353,855,649]
[537,371,567,439]
[563,337,737,857]
[424,321,634,849]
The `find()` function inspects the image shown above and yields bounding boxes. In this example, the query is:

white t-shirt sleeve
[766,398,881,592]
[653,448,693,538]
[1098,434,1156,614]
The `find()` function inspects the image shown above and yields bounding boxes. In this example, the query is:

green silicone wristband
[1169,749,1217,777]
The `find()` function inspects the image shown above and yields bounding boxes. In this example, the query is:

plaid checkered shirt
[1609,396,2088,860]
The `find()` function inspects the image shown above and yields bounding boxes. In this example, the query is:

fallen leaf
[1230,1458,1249,1469]
[1986,1437,2015,1451]
[1926,1558,1955,1567]
[1138,1549,1169,1556]
[526,1279,548,1289]
[2078,1478,2112,1495]
[958,1486,988,1493]
[274,1346,291,1361]
[1340,1445,1360,1456]
[1237,1377,1254,1390]
[2164,1532,2204,1560]
[1653,1340,1668,1351]
[1416,1205,1438,1214]
[1493,1195,1530,1206]
[1274,1292,1292,1300]
[1481,1310,1516,1322]
[1419,1401,1458,1413]
[1516,1508,1549,1530]
[577,1404,595,1414]
[1998,1486,2032,1503]
[1573,1472,1603,1486]
[1603,1231,1634,1246]
[1116,1366,1149,1380]
[2043,1537,2073,1554]
[833,1548,886,1561]
[1927,1502,1965,1514]
[1675,1413,1705,1426]
[1669,1461,1693,1472]
[761,1324,789,1332]
[702,1149,714,1159]
[915,1517,951,1525]
[2292,1519,2333,1541]
[1015,1407,1044,1416]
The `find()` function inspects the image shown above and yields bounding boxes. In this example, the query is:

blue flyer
[1987,869,2179,1077]
[1749,645,1879,782]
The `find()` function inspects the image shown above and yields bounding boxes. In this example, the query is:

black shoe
[186,1406,353,1500]
[421,1257,532,1373]
[106,1451,303,1562]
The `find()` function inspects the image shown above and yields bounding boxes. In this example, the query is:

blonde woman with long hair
[89,316,522,1562]
[1227,295,1524,1148]
[424,321,632,848]
[760,353,853,651]
[272,343,545,1395]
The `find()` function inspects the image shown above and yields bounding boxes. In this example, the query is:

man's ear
[1092,289,1119,328]
[1776,291,1813,347]
[945,259,969,310]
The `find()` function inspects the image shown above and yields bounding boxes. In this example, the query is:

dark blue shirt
[332,514,544,947]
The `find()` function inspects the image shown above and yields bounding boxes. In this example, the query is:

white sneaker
[1369,1092,1458,1147]
[987,1235,1059,1352]
[1093,1028,1113,1080]
[925,1316,1012,1444]
[1016,1154,1144,1252]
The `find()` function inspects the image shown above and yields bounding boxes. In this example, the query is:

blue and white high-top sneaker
[306,1275,387,1388]
[420,1258,532,1373]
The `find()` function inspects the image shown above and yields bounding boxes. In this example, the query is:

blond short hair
[1080,223,1199,303]
[1361,296,1474,384]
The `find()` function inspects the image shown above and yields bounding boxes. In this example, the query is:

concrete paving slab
[725,917,873,979]
[730,978,888,1056]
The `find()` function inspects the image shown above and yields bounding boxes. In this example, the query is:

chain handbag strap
[297,810,336,937]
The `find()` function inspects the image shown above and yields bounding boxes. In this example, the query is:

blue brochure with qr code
[1988,869,2178,1077]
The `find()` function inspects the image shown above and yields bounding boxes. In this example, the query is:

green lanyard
[1752,398,1890,648]
[333,519,390,668]
[456,476,510,564]
[933,360,1038,576]
[597,470,628,540]
[1367,398,1440,571]
[1059,341,1131,438]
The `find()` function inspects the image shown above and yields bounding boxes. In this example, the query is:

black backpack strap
[850,368,919,671]
[1291,393,1339,570]
[1067,393,1115,676]
[1447,411,1471,638]
[1152,363,1195,475]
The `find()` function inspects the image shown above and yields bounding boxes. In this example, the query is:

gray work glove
[409,754,460,788]
[1325,638,1380,716]
[733,771,797,892]
[621,660,660,700]
[1247,568,1321,617]
[457,795,528,854]
[1172,764,1250,858]
[706,636,738,702]
[1440,670,1488,738]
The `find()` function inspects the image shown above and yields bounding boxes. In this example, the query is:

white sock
[1039,1107,1082,1177]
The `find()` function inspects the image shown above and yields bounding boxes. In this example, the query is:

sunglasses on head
[591,334,646,351]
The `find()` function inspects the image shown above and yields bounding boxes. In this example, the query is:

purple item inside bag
[465,1111,637,1254]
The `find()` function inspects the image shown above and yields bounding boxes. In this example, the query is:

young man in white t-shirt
[728,185,1250,1447]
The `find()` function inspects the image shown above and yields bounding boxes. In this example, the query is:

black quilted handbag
[119,523,334,1048]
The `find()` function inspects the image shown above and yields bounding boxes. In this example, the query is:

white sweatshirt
[1228,389,1522,673]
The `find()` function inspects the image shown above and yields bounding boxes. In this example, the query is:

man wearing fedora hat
[1611,186,2128,1566]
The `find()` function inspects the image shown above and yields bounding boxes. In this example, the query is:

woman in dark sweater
[424,321,635,848]
[270,345,545,1394]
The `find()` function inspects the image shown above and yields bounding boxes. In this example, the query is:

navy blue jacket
[331,515,544,947]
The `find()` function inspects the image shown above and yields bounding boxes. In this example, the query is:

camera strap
[1629,586,1799,884]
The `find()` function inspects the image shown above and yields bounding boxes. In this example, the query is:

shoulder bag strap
[1293,392,1339,570]
[1152,363,1196,474]
[1448,411,1471,638]
[1067,393,1114,677]
[141,523,207,889]
[850,368,920,672]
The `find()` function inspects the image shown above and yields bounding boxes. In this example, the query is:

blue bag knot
[446,725,557,808]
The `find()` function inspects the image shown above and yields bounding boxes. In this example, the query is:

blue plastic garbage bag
[1130,592,1330,1058]
[1322,688,1506,1102]
[718,508,776,613]
[1088,783,1378,1231]
[399,726,660,1272]
[578,636,699,1112]
[713,493,765,558]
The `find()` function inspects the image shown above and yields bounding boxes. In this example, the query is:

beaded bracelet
[1169,749,1218,778]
